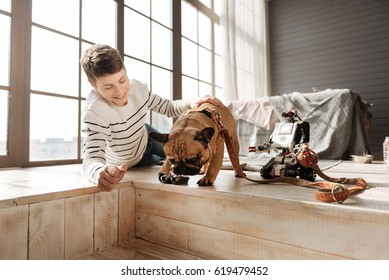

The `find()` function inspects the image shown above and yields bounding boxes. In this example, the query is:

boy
[80,44,224,192]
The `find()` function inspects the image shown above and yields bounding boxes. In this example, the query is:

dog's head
[149,127,215,176]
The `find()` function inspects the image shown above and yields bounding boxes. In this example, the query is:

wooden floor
[78,239,204,260]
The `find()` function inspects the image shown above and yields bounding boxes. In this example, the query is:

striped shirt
[82,79,190,184]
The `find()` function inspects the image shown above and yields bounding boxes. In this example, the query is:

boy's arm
[82,109,111,186]
[83,130,128,191]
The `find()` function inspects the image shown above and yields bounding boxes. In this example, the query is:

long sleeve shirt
[81,79,190,184]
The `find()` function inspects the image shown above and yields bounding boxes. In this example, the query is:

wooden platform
[77,239,203,260]
[0,158,388,260]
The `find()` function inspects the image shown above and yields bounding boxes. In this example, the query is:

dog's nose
[173,163,199,176]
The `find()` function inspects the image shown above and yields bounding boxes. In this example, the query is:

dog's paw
[159,162,171,175]
[197,176,214,186]
[199,163,209,175]
[235,171,246,178]
[158,173,172,184]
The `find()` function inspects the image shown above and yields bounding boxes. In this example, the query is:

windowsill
[1,160,389,213]
[0,164,110,208]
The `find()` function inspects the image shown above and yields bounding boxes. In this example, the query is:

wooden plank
[29,199,65,260]
[13,188,98,207]
[76,240,204,260]
[93,245,160,260]
[94,190,119,252]
[136,212,345,260]
[118,187,136,246]
[64,194,94,260]
[136,188,389,259]
[0,205,28,259]
[76,252,110,260]
[125,238,204,260]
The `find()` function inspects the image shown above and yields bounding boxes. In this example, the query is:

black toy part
[158,172,190,185]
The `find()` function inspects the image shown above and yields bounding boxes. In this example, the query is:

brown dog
[149,103,244,186]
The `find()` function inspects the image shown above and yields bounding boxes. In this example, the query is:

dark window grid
[29,20,86,164]
[124,3,173,31]
[0,10,11,90]
[181,3,219,96]
[2,0,222,167]
[186,0,220,24]
[0,9,11,17]
[123,3,174,126]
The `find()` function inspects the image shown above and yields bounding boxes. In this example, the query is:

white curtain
[221,0,269,104]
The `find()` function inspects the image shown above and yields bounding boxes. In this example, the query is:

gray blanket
[268,89,369,159]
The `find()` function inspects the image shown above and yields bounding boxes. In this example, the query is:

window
[181,0,222,101]
[1,0,221,168]
[124,0,174,132]
[0,2,11,158]
[28,0,117,163]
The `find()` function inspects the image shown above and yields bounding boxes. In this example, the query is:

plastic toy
[249,108,316,181]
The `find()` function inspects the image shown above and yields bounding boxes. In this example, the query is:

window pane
[0,15,11,86]
[151,112,172,134]
[214,23,222,55]
[125,0,150,16]
[151,66,172,99]
[32,0,79,37]
[0,90,9,156]
[151,0,172,28]
[31,27,79,96]
[150,67,173,132]
[182,76,198,100]
[150,42,172,132]
[152,23,172,70]
[182,38,198,79]
[125,8,150,62]
[30,94,78,161]
[181,0,197,42]
[82,0,116,46]
[124,57,150,86]
[199,82,212,96]
[214,0,222,16]
[215,86,226,104]
[215,54,223,87]
[198,11,212,49]
[0,0,11,12]
[199,47,212,83]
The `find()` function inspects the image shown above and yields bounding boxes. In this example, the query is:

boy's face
[92,68,130,107]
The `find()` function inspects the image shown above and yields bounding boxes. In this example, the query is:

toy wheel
[299,167,316,181]
[260,158,275,179]
[285,169,298,178]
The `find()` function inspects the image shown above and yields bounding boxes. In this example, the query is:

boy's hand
[96,164,128,192]
[188,95,225,109]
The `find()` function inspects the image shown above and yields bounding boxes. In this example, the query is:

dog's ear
[195,127,215,146]
[149,132,169,145]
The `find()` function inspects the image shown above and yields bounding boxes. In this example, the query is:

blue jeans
[136,124,165,166]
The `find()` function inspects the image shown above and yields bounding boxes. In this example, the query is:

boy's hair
[80,44,125,84]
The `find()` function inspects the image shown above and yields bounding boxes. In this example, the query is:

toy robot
[249,108,316,181]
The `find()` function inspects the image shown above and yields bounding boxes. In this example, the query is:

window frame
[0,0,221,168]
